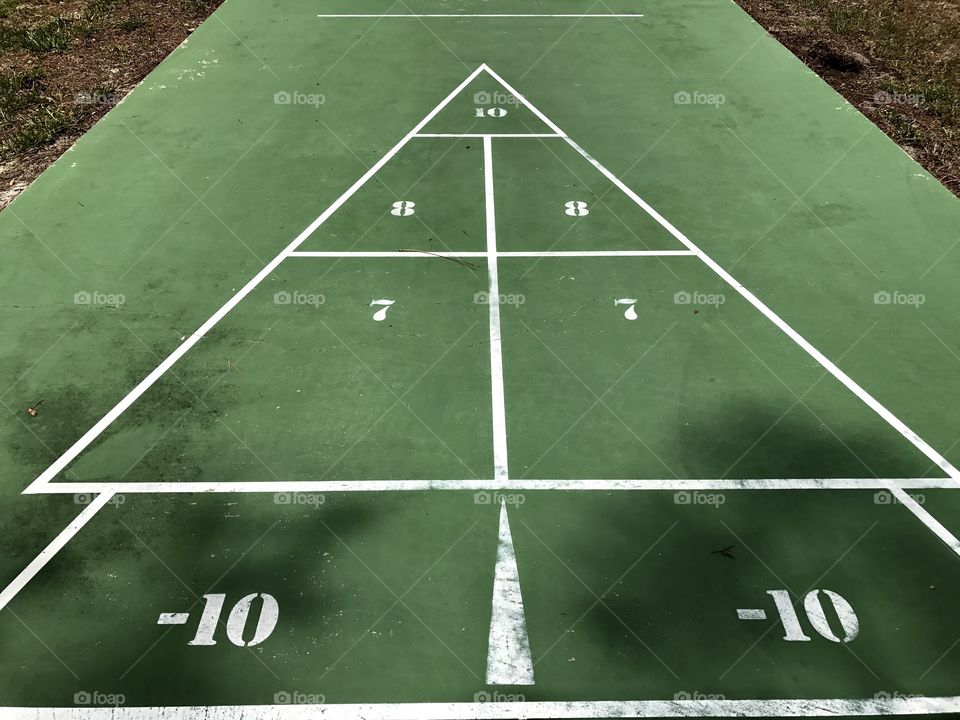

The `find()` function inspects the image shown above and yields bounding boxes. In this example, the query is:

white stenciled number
[564,200,589,216]
[766,589,859,643]
[615,298,638,321]
[188,593,279,647]
[474,107,508,118]
[370,298,395,322]
[390,201,415,217]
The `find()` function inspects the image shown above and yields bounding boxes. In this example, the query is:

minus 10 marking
[736,588,859,643]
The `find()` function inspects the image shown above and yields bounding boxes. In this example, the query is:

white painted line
[484,135,510,484]
[289,251,488,258]
[415,133,565,138]
[317,14,646,18]
[498,250,694,257]
[737,608,767,621]
[558,133,960,482]
[24,478,958,494]
[2,696,960,718]
[24,64,490,493]
[485,499,534,685]
[480,65,566,137]
[884,482,960,558]
[476,62,960,483]
[0,493,114,612]
[287,250,695,258]
[157,612,190,625]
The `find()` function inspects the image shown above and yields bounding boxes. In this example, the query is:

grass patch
[86,0,123,19]
[181,0,215,15]
[118,16,146,32]
[826,5,869,35]
[1,107,73,157]
[0,0,19,19]
[0,70,45,121]
[0,17,74,52]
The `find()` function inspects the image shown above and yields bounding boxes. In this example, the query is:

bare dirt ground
[1,0,958,209]
[0,0,224,208]
[733,0,960,197]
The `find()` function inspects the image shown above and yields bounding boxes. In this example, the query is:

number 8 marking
[391,201,415,216]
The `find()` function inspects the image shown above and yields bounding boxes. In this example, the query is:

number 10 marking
[188,593,279,647]
[766,588,859,643]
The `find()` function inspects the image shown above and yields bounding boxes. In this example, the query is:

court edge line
[316,14,646,18]
[0,492,114,612]
[416,133,564,138]
[287,250,695,258]
[23,478,957,494]
[484,135,509,483]
[479,65,960,483]
[2,696,959,718]
[566,139,960,480]
[885,482,960,558]
[22,64,489,494]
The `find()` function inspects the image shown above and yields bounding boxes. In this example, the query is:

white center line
[484,136,510,484]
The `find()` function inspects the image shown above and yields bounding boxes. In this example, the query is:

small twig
[398,248,480,270]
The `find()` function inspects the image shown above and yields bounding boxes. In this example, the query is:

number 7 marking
[370,299,395,322]
[615,298,638,321]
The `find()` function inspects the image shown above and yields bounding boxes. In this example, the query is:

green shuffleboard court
[2,0,960,717]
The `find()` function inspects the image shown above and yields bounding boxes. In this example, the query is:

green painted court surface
[2,0,960,717]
